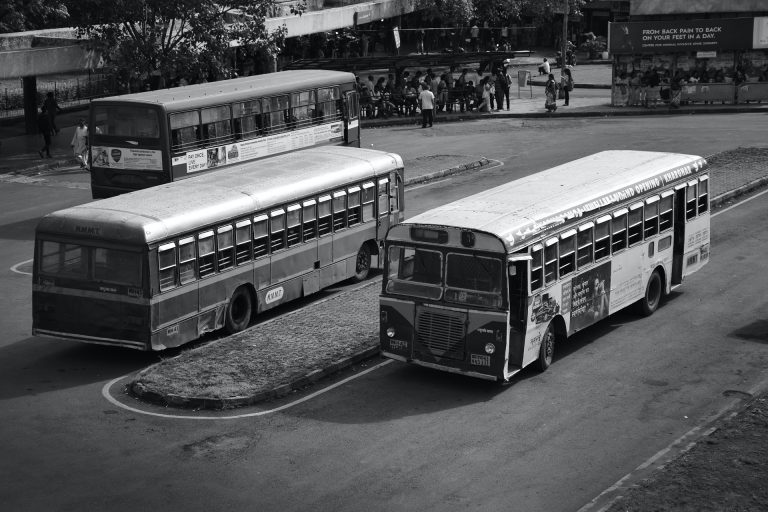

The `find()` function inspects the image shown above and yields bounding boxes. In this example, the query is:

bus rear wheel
[639,270,662,317]
[352,244,371,282]
[537,322,555,372]
[225,286,253,334]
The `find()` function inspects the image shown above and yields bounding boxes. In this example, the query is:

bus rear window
[92,105,160,139]
[39,240,141,286]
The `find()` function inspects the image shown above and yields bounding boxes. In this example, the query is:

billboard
[609,18,758,54]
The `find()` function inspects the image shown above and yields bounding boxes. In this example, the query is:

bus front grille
[415,308,466,360]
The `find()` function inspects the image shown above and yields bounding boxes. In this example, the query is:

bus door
[377,178,392,238]
[344,91,360,146]
[672,184,687,285]
[507,255,531,370]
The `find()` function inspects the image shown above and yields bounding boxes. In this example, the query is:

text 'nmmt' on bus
[33,146,404,351]
[88,70,361,199]
[380,151,710,381]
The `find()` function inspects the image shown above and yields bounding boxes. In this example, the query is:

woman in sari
[545,74,558,112]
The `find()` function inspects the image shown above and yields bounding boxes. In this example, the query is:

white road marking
[10,258,32,275]
[102,359,392,420]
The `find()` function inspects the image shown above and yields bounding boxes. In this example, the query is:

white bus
[33,146,404,351]
[380,151,710,381]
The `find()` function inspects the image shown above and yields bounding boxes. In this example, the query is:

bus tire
[537,322,555,372]
[352,244,371,282]
[639,270,662,317]
[225,286,253,334]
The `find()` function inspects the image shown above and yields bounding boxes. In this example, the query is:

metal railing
[1,73,118,119]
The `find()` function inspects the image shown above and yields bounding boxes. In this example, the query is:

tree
[70,0,294,87]
[0,0,69,33]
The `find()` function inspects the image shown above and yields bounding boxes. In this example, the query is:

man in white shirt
[418,83,435,128]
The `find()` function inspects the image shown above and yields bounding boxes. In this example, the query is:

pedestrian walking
[43,92,63,135]
[416,29,425,54]
[545,73,558,112]
[418,83,435,128]
[561,68,574,106]
[71,118,89,169]
[37,108,52,158]
[494,69,509,111]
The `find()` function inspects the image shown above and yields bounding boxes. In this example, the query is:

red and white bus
[88,70,361,198]
[380,151,710,381]
[33,146,403,351]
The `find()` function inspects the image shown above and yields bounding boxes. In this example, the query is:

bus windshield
[386,245,503,307]
[39,240,142,287]
[92,105,161,139]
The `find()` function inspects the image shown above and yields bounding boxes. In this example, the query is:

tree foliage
[0,0,69,33]
[70,0,291,85]
[416,0,587,27]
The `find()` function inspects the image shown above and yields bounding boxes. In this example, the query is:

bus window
[628,203,643,247]
[594,216,611,261]
[385,246,442,300]
[290,90,316,128]
[40,241,87,278]
[264,95,289,134]
[234,100,262,139]
[544,238,558,284]
[178,237,197,284]
[530,245,543,291]
[445,253,502,308]
[198,231,215,278]
[348,186,361,226]
[659,192,674,232]
[686,181,698,220]
[316,87,340,123]
[201,106,232,144]
[217,225,234,271]
[378,178,390,217]
[559,230,576,277]
[270,209,286,251]
[158,243,178,291]
[302,200,317,241]
[333,191,347,231]
[170,111,200,153]
[287,204,302,247]
[392,174,401,212]
[577,223,594,268]
[362,182,375,221]
[95,247,142,286]
[92,105,160,139]
[235,220,251,265]
[318,195,332,236]
[611,209,628,253]
[698,176,709,214]
[253,215,269,258]
[644,196,660,238]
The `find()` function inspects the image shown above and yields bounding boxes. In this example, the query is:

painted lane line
[10,258,33,276]
[102,359,393,420]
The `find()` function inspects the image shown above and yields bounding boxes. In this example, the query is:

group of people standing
[544,67,575,112]
[37,92,89,168]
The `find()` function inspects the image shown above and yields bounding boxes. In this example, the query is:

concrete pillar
[23,75,38,134]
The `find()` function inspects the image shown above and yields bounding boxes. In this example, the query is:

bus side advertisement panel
[171,122,345,176]
[92,146,163,171]
[566,261,612,335]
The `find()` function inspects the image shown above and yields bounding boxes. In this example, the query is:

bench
[512,50,533,57]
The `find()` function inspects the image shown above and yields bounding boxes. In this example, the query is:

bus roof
[37,146,403,245]
[402,150,707,251]
[90,70,356,112]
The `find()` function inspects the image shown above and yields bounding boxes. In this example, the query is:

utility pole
[561,0,569,69]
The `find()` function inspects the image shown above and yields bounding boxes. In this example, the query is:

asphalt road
[1,113,767,511]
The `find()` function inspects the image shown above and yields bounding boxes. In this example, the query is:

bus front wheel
[537,322,555,372]
[639,270,662,317]
[225,286,253,334]
[352,244,371,282]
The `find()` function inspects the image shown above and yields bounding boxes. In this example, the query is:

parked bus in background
[88,70,361,198]
[33,147,403,351]
[380,151,710,381]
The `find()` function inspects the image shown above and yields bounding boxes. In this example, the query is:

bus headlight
[386,327,396,338]
[484,343,495,355]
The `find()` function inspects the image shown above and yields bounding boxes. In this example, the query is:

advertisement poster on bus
[568,262,611,333]
[91,146,163,171]
[172,121,345,176]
